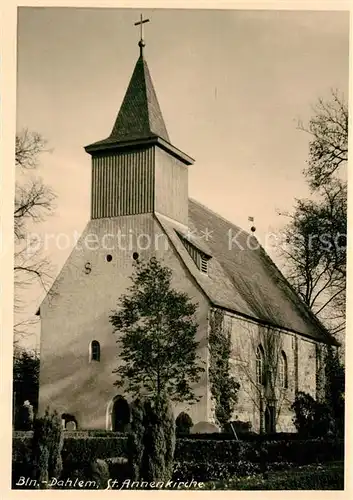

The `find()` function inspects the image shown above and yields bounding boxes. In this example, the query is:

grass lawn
[201,461,344,490]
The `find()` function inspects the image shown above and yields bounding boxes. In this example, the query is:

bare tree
[279,91,347,337]
[14,129,56,342]
[280,180,346,336]
[235,323,290,433]
[299,89,348,189]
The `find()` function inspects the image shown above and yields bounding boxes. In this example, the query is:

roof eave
[84,135,194,165]
[211,302,340,346]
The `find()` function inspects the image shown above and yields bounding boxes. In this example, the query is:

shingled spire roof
[85,54,171,152]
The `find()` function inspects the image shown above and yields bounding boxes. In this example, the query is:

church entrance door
[111,396,130,432]
[264,405,276,434]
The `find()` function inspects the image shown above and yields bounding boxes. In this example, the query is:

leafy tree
[14,129,56,341]
[325,346,345,435]
[17,400,34,431]
[13,347,40,428]
[110,257,205,403]
[209,309,239,428]
[31,409,63,489]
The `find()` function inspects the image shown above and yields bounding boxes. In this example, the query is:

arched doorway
[107,396,130,432]
[264,405,276,434]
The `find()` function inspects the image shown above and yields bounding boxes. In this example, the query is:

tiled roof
[156,199,338,345]
[86,55,170,150]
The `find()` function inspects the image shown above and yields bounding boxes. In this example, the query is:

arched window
[256,345,264,385]
[279,351,288,388]
[90,340,100,362]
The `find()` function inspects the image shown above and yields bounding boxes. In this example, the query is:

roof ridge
[140,56,170,141]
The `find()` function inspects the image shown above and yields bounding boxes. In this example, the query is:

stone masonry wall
[223,312,320,433]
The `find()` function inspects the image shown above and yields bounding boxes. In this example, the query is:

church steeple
[86,15,170,151]
[85,19,193,225]
[87,55,170,150]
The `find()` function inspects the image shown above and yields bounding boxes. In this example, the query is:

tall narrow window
[90,340,101,362]
[256,345,264,385]
[279,351,288,388]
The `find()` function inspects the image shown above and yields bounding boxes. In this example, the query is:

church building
[38,24,337,433]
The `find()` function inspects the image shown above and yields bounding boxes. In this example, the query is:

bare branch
[298,90,348,189]
[15,129,49,170]
[13,129,56,340]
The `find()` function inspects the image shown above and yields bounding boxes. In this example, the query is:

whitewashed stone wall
[38,214,210,429]
[222,312,320,433]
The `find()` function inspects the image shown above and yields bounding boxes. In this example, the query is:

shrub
[159,397,175,481]
[31,409,64,488]
[174,431,302,441]
[12,434,32,463]
[291,392,333,437]
[87,459,110,489]
[175,438,256,463]
[127,395,176,483]
[175,412,193,435]
[18,401,34,431]
[141,396,176,483]
[127,398,146,480]
[61,436,128,465]
[143,399,167,482]
[325,346,345,437]
[223,420,252,435]
[174,437,343,465]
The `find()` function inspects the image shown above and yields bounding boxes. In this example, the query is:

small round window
[106,255,113,262]
[132,252,139,261]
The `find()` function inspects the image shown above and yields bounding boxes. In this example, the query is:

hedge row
[177,432,305,441]
[175,437,344,465]
[13,435,344,467]
[62,436,128,464]
[12,435,128,465]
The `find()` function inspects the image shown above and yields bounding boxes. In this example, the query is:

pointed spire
[85,15,170,150]
[86,54,170,151]
[109,55,170,142]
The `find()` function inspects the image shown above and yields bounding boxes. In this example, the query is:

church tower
[38,21,211,430]
[85,27,193,226]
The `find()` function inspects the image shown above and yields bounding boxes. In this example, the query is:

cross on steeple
[134,14,150,57]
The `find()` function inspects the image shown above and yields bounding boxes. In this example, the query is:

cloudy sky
[16,7,349,346]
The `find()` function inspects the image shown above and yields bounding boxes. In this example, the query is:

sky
[16,7,349,348]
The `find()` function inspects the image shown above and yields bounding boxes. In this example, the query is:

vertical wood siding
[91,148,154,218]
[154,148,188,225]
